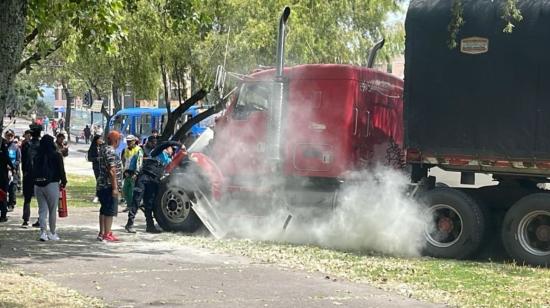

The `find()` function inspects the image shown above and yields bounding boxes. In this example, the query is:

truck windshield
[236,83,271,112]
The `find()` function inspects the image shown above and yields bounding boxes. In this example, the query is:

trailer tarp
[404,0,550,159]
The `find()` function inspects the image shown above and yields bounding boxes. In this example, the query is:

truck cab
[210,65,403,188]
[155,63,404,231]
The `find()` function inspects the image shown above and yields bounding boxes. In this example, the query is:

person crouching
[33,135,67,241]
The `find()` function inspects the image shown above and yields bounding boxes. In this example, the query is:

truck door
[211,82,271,180]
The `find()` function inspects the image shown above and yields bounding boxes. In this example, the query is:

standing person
[142,136,157,157]
[51,119,57,135]
[5,130,21,212]
[33,135,67,241]
[125,141,179,234]
[87,135,104,203]
[21,124,42,228]
[55,133,69,157]
[20,130,31,151]
[83,125,92,144]
[43,116,50,133]
[0,138,15,223]
[59,118,65,131]
[121,135,143,211]
[97,130,123,242]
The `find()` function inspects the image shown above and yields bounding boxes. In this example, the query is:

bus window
[124,117,132,135]
[141,113,152,135]
[113,115,127,132]
[134,115,141,134]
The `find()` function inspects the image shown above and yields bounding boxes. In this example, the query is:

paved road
[0,207,440,308]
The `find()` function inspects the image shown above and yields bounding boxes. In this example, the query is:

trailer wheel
[502,194,550,266]
[421,188,485,259]
[154,174,202,233]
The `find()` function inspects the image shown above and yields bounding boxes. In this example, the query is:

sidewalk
[0,207,438,307]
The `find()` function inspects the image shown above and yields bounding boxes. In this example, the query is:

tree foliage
[6,0,407,139]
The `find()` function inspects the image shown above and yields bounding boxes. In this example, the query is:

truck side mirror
[214,65,226,98]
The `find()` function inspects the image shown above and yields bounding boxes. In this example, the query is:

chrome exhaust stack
[269,6,291,166]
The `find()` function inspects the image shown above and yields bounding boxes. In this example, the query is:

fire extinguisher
[59,186,68,218]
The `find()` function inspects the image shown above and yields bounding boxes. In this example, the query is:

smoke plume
[214,166,430,258]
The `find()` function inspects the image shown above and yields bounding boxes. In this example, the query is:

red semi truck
[155,1,550,266]
[154,7,405,236]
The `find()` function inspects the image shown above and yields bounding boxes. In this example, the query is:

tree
[0,0,27,128]
[0,0,128,129]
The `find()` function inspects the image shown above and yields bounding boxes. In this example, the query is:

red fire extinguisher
[59,186,68,218]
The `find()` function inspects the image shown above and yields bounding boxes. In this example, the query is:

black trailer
[405,0,550,266]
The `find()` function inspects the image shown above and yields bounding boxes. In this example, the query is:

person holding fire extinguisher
[33,135,67,241]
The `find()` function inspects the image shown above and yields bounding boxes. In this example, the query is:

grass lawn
[163,234,550,307]
[0,263,103,308]
[12,174,549,307]
[16,174,97,209]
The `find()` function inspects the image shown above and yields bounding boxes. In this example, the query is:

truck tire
[421,188,485,259]
[154,173,203,233]
[501,193,550,266]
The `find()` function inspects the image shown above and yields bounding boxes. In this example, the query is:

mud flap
[192,190,227,239]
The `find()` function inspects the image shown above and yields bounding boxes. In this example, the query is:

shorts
[97,187,119,216]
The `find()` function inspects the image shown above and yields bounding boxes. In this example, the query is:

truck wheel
[154,176,202,233]
[421,188,485,259]
[502,193,550,266]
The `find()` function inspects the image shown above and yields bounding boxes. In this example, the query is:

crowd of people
[87,128,180,241]
[34,116,65,135]
[1,120,180,243]
[0,123,68,242]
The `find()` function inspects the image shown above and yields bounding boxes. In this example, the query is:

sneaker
[21,221,29,228]
[103,232,120,242]
[48,233,60,241]
[0,217,7,223]
[96,233,104,241]
[125,225,136,233]
[32,220,40,228]
[39,231,49,242]
[7,205,14,212]
[92,197,99,203]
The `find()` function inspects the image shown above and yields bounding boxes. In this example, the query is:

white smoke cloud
[179,69,430,258]
[212,166,430,258]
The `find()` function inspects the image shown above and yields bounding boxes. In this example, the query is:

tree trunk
[160,55,171,115]
[159,89,206,142]
[0,0,27,129]
[61,80,73,141]
[175,60,183,105]
[91,84,110,137]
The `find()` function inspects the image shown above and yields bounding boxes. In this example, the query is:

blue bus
[109,106,215,155]
[109,106,212,143]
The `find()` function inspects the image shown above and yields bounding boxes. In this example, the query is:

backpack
[23,139,39,174]
[33,155,56,187]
